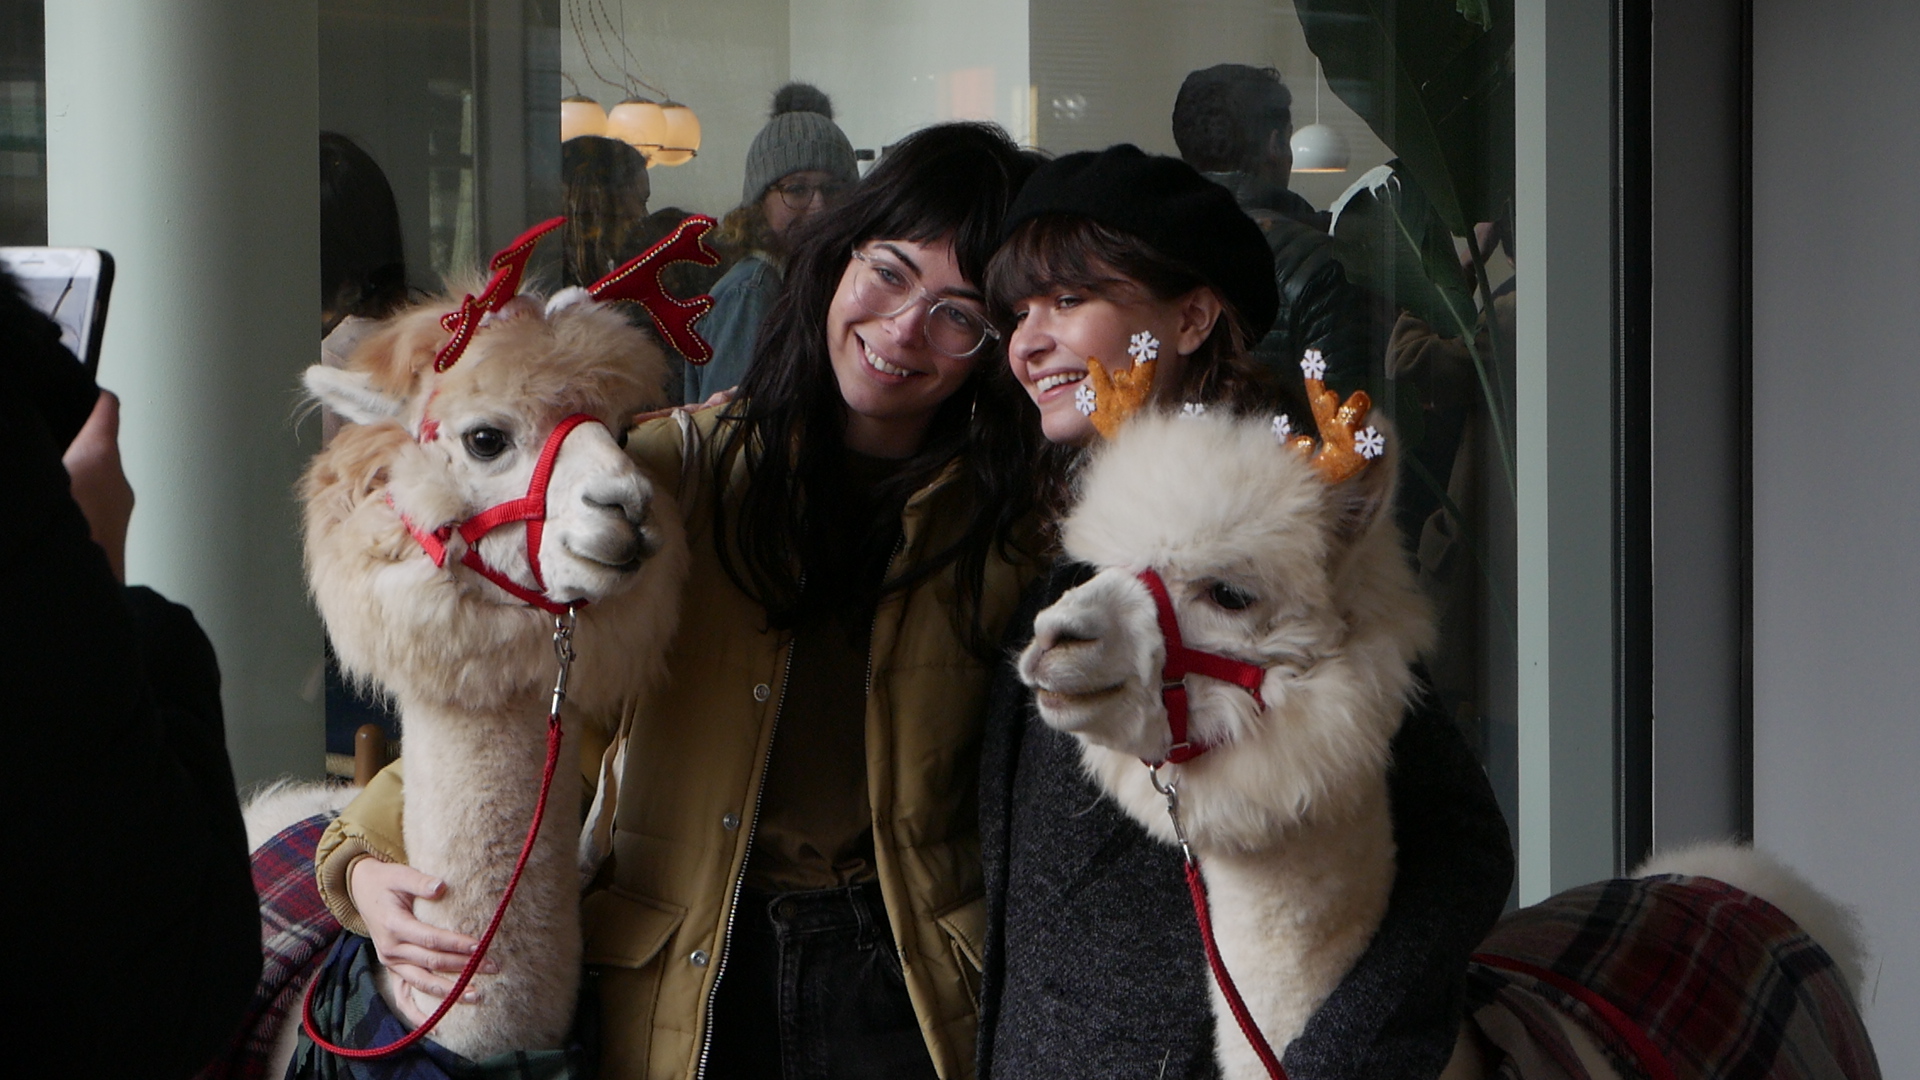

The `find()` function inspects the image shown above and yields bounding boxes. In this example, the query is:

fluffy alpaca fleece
[242,778,362,852]
[1635,842,1868,1000]
[1019,410,1431,1075]
[297,290,689,1059]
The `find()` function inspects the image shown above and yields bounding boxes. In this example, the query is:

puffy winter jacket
[1205,172,1381,396]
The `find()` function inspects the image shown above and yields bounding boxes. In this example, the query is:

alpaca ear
[1328,446,1395,546]
[305,365,404,426]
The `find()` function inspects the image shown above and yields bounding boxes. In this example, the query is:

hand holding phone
[2,246,115,373]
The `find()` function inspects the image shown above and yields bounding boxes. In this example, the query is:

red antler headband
[436,217,567,372]
[432,214,722,373]
[587,215,721,364]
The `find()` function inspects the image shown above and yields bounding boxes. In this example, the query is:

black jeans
[705,882,939,1080]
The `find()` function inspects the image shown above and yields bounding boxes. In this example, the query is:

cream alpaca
[292,289,688,1062]
[1019,410,1873,1080]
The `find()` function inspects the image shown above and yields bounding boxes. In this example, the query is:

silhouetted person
[1173,64,1375,395]
[3,272,259,1077]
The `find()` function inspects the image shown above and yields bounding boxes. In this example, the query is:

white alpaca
[1019,410,1876,1080]
[282,286,688,1063]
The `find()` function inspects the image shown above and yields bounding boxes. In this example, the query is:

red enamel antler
[435,217,568,372]
[588,215,721,363]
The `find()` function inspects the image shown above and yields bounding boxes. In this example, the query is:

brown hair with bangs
[986,214,1283,411]
[986,214,1295,529]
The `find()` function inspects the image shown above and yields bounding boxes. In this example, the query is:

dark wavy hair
[561,135,653,286]
[320,132,407,329]
[985,213,1290,527]
[712,122,1043,656]
[1171,64,1294,174]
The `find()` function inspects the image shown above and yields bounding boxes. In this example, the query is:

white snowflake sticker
[1300,349,1327,382]
[1271,414,1293,440]
[1355,425,1385,459]
[1128,331,1160,365]
[1181,402,1208,417]
[1074,381,1097,416]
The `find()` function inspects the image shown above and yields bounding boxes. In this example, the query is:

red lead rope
[1185,859,1289,1079]
[1133,566,1284,1073]
[300,613,576,1059]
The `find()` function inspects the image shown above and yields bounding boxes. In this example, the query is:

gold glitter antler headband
[1276,349,1385,484]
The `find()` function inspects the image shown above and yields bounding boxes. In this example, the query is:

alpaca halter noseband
[1137,568,1268,765]
[395,412,604,616]
[396,211,719,614]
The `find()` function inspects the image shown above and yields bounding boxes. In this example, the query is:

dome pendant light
[650,101,702,166]
[1291,59,1350,174]
[606,98,670,163]
[560,95,608,142]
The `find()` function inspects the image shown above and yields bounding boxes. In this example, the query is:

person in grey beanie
[687,82,858,403]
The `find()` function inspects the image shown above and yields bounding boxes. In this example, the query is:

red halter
[395,412,605,615]
[1135,568,1287,1078]
[1136,568,1269,765]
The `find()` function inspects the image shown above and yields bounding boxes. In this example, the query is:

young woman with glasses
[691,83,861,405]
[315,122,1044,1079]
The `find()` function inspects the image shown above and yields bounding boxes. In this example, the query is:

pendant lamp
[560,95,608,142]
[606,98,669,161]
[1291,59,1350,174]
[650,101,702,166]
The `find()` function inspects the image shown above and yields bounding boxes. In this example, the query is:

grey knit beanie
[741,83,858,206]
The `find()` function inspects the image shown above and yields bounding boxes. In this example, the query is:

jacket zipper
[865,533,906,700]
[695,528,906,1079]
[694,590,798,1080]
[867,533,909,974]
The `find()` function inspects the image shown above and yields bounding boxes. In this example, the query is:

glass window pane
[559,0,1521,861]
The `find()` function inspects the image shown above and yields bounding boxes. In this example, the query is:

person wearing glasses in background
[322,122,1044,1078]
[689,82,859,405]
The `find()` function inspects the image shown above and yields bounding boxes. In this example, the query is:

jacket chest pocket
[583,888,687,1071]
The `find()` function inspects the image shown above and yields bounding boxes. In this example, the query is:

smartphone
[2,246,115,373]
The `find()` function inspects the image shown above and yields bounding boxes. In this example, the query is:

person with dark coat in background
[1,272,259,1077]
[1172,63,1380,397]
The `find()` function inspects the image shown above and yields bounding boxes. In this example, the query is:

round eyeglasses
[772,178,848,211]
[848,250,1001,359]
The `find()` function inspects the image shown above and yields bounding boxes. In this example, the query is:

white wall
[1753,0,1920,1069]
[791,0,1030,155]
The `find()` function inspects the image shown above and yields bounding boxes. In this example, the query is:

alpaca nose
[1033,620,1099,654]
[581,486,652,530]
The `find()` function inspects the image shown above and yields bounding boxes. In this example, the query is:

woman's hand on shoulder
[349,857,495,1023]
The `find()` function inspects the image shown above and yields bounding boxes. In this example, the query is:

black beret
[1002,144,1279,340]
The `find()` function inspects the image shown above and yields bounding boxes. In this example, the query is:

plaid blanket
[291,933,596,1079]
[198,812,346,1080]
[1466,875,1881,1080]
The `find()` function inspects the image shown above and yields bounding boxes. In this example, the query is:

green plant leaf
[1296,0,1513,235]
[1333,165,1516,497]
[1330,166,1476,338]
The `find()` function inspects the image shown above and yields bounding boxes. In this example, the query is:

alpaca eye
[1208,582,1257,611]
[463,426,511,461]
